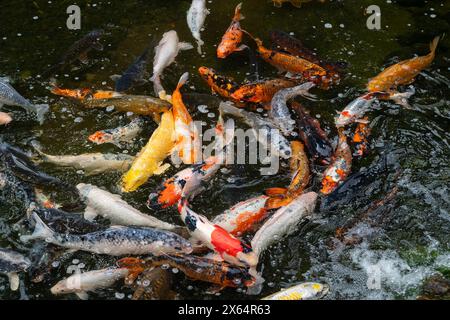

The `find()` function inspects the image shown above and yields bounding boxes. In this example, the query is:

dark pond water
[0,0,449,300]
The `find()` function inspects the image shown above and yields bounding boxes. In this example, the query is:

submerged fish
[231,78,296,104]
[262,282,329,300]
[219,101,292,159]
[51,267,129,300]
[0,248,31,291]
[270,82,315,136]
[291,102,332,164]
[121,110,175,192]
[114,46,152,92]
[88,117,144,147]
[217,3,246,59]
[131,267,175,300]
[320,128,352,195]
[77,183,179,232]
[335,93,377,127]
[171,73,201,164]
[43,29,104,76]
[21,212,193,256]
[0,78,48,123]
[119,254,256,288]
[367,36,440,94]
[178,200,258,268]
[0,112,12,125]
[198,66,239,99]
[212,195,270,236]
[150,30,193,96]
[31,141,134,176]
[187,0,209,54]
[251,192,318,257]
[265,140,310,209]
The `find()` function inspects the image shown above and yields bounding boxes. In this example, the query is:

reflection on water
[0,0,449,299]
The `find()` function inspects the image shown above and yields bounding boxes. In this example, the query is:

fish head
[224,266,256,288]
[76,183,94,199]
[88,131,114,144]
[235,248,258,268]
[335,110,353,127]
[198,66,213,81]
[50,279,76,295]
[0,112,13,125]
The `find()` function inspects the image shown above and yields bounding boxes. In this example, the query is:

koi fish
[0,112,12,125]
[0,78,48,123]
[219,101,292,159]
[230,78,296,104]
[270,82,316,136]
[171,72,201,164]
[265,140,310,209]
[121,110,175,192]
[42,29,104,76]
[118,254,255,288]
[212,195,270,236]
[21,212,193,256]
[367,36,440,94]
[150,30,193,96]
[51,86,121,100]
[77,183,180,232]
[187,0,209,54]
[51,267,129,300]
[178,199,258,268]
[262,282,329,300]
[198,66,239,99]
[320,128,352,195]
[352,118,370,157]
[114,46,152,92]
[31,141,134,176]
[0,248,31,291]
[149,115,233,209]
[250,36,327,82]
[131,267,175,300]
[217,3,246,59]
[251,192,318,257]
[88,117,145,147]
[291,102,332,164]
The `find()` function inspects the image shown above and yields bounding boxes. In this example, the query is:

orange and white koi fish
[217,3,246,59]
[88,117,144,147]
[212,195,270,237]
[265,140,310,209]
[171,72,201,165]
[320,128,352,195]
[352,118,370,157]
[149,116,234,209]
[198,66,240,99]
[231,78,296,104]
[367,36,440,94]
[178,199,258,268]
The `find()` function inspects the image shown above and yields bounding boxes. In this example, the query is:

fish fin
[234,3,245,21]
[20,212,54,242]
[93,42,104,51]
[355,118,370,124]
[235,44,249,52]
[176,72,189,90]
[196,40,204,55]
[83,206,98,221]
[154,162,171,175]
[265,187,288,196]
[8,272,20,291]
[429,36,440,55]
[265,197,285,210]
[76,292,89,300]
[178,42,194,51]
[110,74,121,81]
[33,104,49,124]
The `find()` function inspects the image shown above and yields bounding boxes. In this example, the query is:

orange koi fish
[198,66,240,99]
[367,36,440,94]
[118,254,255,288]
[266,141,310,209]
[217,3,246,59]
[51,86,121,100]
[231,78,296,104]
[171,72,201,164]
[352,118,370,157]
[212,195,270,237]
[320,128,352,195]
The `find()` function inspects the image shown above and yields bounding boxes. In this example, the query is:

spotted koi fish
[212,195,270,237]
[266,140,310,209]
[320,128,352,195]
[118,254,255,288]
[51,86,121,100]
[171,72,201,164]
[198,66,239,99]
[231,78,296,104]
[217,3,246,59]
[177,199,258,268]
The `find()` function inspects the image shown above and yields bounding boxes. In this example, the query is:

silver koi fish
[187,0,209,54]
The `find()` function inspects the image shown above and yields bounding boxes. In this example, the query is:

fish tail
[151,74,164,96]
[176,72,189,91]
[20,212,54,242]
[429,36,440,56]
[234,3,245,21]
[265,187,288,196]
